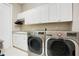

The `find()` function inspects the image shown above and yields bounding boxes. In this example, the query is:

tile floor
[4,47,28,56]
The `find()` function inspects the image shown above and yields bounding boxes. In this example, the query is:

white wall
[72,3,79,31]
[12,4,22,31]
[0,4,12,49]
[21,22,72,31]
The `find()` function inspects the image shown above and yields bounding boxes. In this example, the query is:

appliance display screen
[67,33,77,37]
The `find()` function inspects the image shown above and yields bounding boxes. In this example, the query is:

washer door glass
[47,39,71,56]
[28,36,42,55]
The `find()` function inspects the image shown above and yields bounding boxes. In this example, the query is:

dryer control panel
[67,33,77,37]
[46,31,79,41]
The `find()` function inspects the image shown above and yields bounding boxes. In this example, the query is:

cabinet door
[26,4,49,24]
[13,33,28,51]
[48,3,58,22]
[25,7,40,24]
[58,3,72,22]
[40,4,49,23]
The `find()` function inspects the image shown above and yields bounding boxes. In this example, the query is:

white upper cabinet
[57,3,72,22]
[40,4,49,23]
[25,6,41,24]
[17,3,72,24]
[48,3,58,22]
[17,11,26,19]
[25,4,48,24]
[48,3,72,22]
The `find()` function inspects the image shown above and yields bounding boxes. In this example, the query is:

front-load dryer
[45,31,79,56]
[27,31,45,56]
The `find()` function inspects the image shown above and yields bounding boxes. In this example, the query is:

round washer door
[28,36,42,55]
[47,38,75,56]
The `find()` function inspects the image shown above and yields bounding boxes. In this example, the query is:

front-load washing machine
[45,31,79,56]
[27,31,45,56]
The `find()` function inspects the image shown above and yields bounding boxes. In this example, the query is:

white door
[57,3,72,22]
[0,4,12,49]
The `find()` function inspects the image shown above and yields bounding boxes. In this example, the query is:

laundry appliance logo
[57,32,63,37]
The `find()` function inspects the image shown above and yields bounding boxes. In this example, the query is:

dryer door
[65,40,75,56]
[28,36,42,55]
[47,38,75,56]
